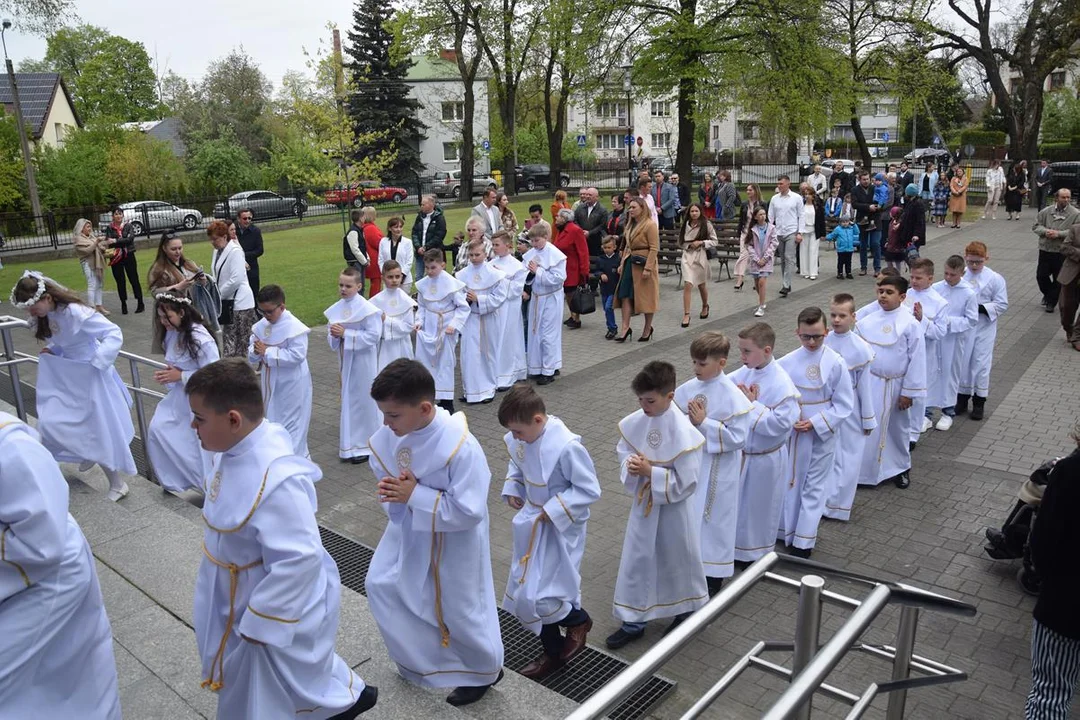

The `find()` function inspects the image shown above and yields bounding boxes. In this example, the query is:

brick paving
[5,212,1078,718]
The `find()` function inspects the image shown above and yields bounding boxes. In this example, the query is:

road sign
[625,135,633,146]
[481,139,491,151]
[932,135,941,145]
[637,136,644,147]
[576,134,587,148]
[882,131,890,142]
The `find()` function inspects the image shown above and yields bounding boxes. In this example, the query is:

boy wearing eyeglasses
[957,241,1008,421]
[776,307,854,557]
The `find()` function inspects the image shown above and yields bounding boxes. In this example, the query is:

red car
[324,181,409,207]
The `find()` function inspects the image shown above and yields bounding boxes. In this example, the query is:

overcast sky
[4,0,353,87]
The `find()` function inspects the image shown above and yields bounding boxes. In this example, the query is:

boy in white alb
[929,255,978,430]
[522,222,567,385]
[674,332,752,596]
[957,241,1008,421]
[369,260,417,370]
[730,323,800,565]
[903,258,949,442]
[823,294,877,522]
[499,384,601,679]
[248,284,313,457]
[460,239,507,403]
[326,267,383,464]
[777,308,853,557]
[856,275,926,490]
[186,359,376,720]
[366,359,505,707]
[607,361,707,649]
[413,248,470,413]
[489,231,528,389]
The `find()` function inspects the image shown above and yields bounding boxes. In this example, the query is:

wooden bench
[657,229,682,277]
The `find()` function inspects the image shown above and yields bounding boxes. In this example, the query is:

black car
[213,190,307,220]
[1050,161,1080,198]
[514,164,571,192]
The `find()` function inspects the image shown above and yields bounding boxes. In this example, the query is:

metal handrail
[565,552,976,720]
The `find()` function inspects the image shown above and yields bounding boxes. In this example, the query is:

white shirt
[212,240,255,310]
[421,213,432,243]
[768,190,802,235]
[801,203,817,233]
[985,167,1005,188]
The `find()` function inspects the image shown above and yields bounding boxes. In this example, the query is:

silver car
[98,201,203,235]
[432,170,498,199]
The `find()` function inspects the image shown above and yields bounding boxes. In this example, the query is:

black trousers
[1037,250,1064,306]
[538,607,590,657]
[837,252,853,275]
[246,260,261,297]
[110,252,143,304]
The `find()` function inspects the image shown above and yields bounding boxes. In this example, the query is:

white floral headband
[9,270,50,309]
[154,292,193,306]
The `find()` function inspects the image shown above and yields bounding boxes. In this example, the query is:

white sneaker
[920,417,933,433]
[754,305,766,317]
[935,415,953,431]
[107,482,130,502]
[809,276,817,280]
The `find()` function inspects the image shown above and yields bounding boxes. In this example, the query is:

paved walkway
[4,212,1079,718]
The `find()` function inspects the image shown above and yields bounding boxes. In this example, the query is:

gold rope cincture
[430,492,451,647]
[200,543,261,691]
[636,479,654,517]
[516,502,545,585]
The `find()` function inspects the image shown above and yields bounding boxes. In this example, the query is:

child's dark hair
[381,259,402,275]
[257,284,285,305]
[423,247,445,264]
[185,358,264,422]
[153,293,209,361]
[877,274,909,293]
[831,293,856,313]
[497,383,547,427]
[689,331,731,361]
[12,276,88,341]
[371,359,435,405]
[797,306,826,327]
[631,360,676,396]
[341,266,363,282]
[944,254,965,271]
[738,322,776,350]
[528,203,543,214]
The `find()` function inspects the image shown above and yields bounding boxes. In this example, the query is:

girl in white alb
[325,281,383,462]
[369,282,417,370]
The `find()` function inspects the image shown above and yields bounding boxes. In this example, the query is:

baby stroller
[983,457,1058,595]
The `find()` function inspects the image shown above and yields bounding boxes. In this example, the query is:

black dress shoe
[909,441,917,452]
[563,317,573,326]
[614,328,633,342]
[733,559,752,572]
[120,301,129,315]
[134,301,145,314]
[779,287,791,297]
[481,397,494,404]
[497,386,511,392]
[788,546,812,559]
[706,576,725,597]
[605,627,645,649]
[554,369,560,375]
[350,456,369,464]
[893,472,910,489]
[328,684,378,719]
[566,318,582,329]
[446,670,503,706]
[638,328,653,342]
[536,375,553,385]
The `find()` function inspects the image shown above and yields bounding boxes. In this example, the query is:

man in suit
[652,170,678,230]
[236,208,263,293]
[896,162,914,200]
[573,187,610,257]
[470,187,501,238]
[1035,160,1054,210]
[669,173,690,219]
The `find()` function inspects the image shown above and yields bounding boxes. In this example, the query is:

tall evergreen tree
[345,0,425,181]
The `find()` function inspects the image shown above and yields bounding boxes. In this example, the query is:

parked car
[98,201,203,235]
[513,164,571,192]
[213,190,307,220]
[431,170,498,199]
[1050,161,1080,199]
[324,181,409,208]
[904,148,952,167]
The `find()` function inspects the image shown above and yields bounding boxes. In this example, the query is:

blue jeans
[602,292,616,331]
[859,228,882,272]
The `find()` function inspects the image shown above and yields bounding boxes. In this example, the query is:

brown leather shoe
[559,618,593,662]
[519,653,564,680]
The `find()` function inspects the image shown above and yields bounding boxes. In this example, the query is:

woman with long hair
[699,173,716,219]
[208,220,257,357]
[615,196,659,342]
[948,166,969,228]
[378,216,415,292]
[9,271,135,501]
[145,293,219,494]
[798,184,824,280]
[1004,160,1028,221]
[745,207,779,317]
[103,206,144,314]
[497,192,518,234]
[550,189,571,223]
[146,231,218,347]
[733,183,767,290]
[679,202,717,327]
[72,218,109,316]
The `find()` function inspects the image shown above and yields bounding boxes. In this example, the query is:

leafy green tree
[33,124,120,206]
[105,132,187,199]
[185,50,274,163]
[1041,91,1080,143]
[0,111,27,210]
[0,0,77,37]
[185,133,262,193]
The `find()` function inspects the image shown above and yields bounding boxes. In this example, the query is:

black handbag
[630,255,647,266]
[568,285,596,315]
[218,298,235,326]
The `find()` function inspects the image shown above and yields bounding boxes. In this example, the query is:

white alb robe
[729,361,800,562]
[369,287,417,370]
[959,266,1008,398]
[366,410,504,688]
[414,272,471,400]
[34,304,136,475]
[777,346,853,550]
[931,279,978,409]
[903,286,948,436]
[823,331,877,521]
[196,421,364,720]
[613,406,708,622]
[856,307,927,485]
[248,310,312,457]
[674,373,753,579]
[460,262,507,402]
[501,417,601,632]
[0,414,121,720]
[489,253,528,387]
[326,294,383,459]
[522,243,567,377]
[147,324,219,492]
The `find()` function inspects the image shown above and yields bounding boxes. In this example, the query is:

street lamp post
[622,63,633,188]
[2,20,44,231]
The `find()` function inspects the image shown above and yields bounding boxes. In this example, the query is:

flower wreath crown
[9,270,49,309]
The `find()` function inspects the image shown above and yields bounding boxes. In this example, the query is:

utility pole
[2,21,44,232]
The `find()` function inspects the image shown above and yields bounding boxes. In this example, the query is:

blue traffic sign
[481,139,491,151]
[624,135,633,146]
[576,134,587,148]
[932,135,941,145]
[882,131,890,142]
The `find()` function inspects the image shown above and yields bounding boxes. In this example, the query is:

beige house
[0,73,81,148]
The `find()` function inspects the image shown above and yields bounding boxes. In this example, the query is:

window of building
[651,133,670,149]
[872,128,891,141]
[1050,71,1067,90]
[739,122,758,141]
[650,100,671,117]
[54,122,66,146]
[596,101,626,119]
[596,133,621,150]
[443,142,460,163]
[711,125,719,140]
[441,101,465,122]
[874,103,892,116]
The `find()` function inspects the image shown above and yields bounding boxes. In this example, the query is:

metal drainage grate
[318,525,675,720]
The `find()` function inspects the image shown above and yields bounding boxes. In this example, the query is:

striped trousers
[1026,619,1080,719]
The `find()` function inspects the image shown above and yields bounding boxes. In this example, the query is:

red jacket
[362,223,382,279]
[555,221,590,288]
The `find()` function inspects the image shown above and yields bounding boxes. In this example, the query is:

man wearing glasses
[236,209,264,293]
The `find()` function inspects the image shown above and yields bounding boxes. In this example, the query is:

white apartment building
[404,51,491,173]
[566,91,681,165]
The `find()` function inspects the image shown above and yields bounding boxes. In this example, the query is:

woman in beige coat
[615,196,659,342]
[73,218,110,315]
[679,202,716,327]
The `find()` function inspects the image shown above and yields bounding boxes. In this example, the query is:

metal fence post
[1,325,28,421]
[885,605,920,720]
[45,210,59,248]
[792,574,825,720]
[127,357,157,484]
